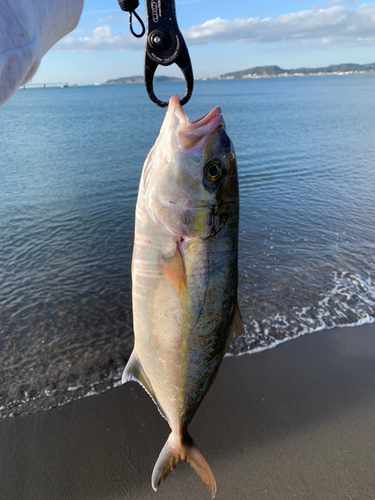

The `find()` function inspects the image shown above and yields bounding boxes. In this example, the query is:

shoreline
[199,70,375,80]
[1,323,375,499]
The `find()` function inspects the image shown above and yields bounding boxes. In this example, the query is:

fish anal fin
[160,242,186,294]
[122,350,154,394]
[152,432,216,498]
[122,350,167,421]
[223,303,245,354]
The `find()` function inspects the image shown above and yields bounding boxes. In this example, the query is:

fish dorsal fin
[122,350,167,421]
[231,303,245,338]
[160,242,186,294]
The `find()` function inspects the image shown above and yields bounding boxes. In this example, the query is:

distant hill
[220,63,375,79]
[104,75,183,84]
[221,65,286,78]
[105,64,375,85]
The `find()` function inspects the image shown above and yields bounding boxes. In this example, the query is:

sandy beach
[1,323,375,500]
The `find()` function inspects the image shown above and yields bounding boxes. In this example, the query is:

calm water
[1,76,375,418]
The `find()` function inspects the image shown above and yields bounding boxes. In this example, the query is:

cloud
[311,0,355,7]
[53,25,143,52]
[184,4,375,45]
[95,15,113,25]
[324,0,355,6]
[53,4,375,52]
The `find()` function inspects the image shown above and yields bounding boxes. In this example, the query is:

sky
[35,0,375,85]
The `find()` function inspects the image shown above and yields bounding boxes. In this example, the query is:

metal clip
[144,0,194,107]
[119,0,194,107]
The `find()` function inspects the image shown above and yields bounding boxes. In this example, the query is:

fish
[122,94,244,497]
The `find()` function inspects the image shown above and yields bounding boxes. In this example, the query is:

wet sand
[1,323,375,500]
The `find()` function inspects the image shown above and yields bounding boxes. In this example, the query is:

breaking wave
[228,271,375,356]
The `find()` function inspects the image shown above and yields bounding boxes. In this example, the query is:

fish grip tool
[118,0,194,107]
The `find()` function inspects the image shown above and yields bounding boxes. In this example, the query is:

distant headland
[202,63,375,80]
[104,63,375,85]
[104,75,182,84]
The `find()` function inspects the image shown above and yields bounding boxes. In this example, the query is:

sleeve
[0,0,84,106]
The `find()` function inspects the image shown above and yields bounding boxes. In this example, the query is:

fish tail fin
[151,433,181,492]
[151,431,217,498]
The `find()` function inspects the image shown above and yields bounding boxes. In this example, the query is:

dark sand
[1,324,375,500]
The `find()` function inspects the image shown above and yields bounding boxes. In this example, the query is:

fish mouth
[168,95,224,152]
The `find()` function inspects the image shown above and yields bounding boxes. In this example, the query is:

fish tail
[151,431,217,498]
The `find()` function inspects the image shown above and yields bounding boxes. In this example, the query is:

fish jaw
[146,94,224,168]
[167,94,224,153]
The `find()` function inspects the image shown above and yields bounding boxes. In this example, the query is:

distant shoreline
[101,70,375,86]
[104,63,375,85]
[197,69,375,81]
[20,66,375,89]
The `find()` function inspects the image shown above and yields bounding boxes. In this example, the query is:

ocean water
[1,76,375,418]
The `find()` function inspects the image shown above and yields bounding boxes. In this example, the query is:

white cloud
[53,25,143,52]
[53,4,375,52]
[184,4,375,46]
[324,0,355,6]
[96,15,113,25]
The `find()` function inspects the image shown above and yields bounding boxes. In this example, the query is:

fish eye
[204,160,222,183]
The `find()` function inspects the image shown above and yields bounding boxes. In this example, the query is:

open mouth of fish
[168,94,224,152]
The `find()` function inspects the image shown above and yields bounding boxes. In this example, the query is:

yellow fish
[123,95,244,497]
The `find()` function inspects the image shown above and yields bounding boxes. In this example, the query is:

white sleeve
[0,0,84,106]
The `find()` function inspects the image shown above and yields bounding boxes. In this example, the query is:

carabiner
[118,0,194,107]
[144,0,194,107]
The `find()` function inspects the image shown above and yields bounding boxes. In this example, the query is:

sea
[1,75,375,418]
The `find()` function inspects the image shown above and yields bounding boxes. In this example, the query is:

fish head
[144,95,238,239]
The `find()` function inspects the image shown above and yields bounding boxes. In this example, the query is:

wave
[227,271,375,356]
[2,271,374,419]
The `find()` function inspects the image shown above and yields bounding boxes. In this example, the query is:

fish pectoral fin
[160,242,186,294]
[122,350,167,420]
[231,303,245,337]
[152,431,216,498]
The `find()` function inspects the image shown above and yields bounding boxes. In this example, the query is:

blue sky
[35,0,375,85]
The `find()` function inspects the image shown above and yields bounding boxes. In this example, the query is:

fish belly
[131,205,237,430]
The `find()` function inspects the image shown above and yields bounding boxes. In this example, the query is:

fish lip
[167,94,188,127]
[167,95,222,125]
[167,95,224,152]
[190,106,222,126]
